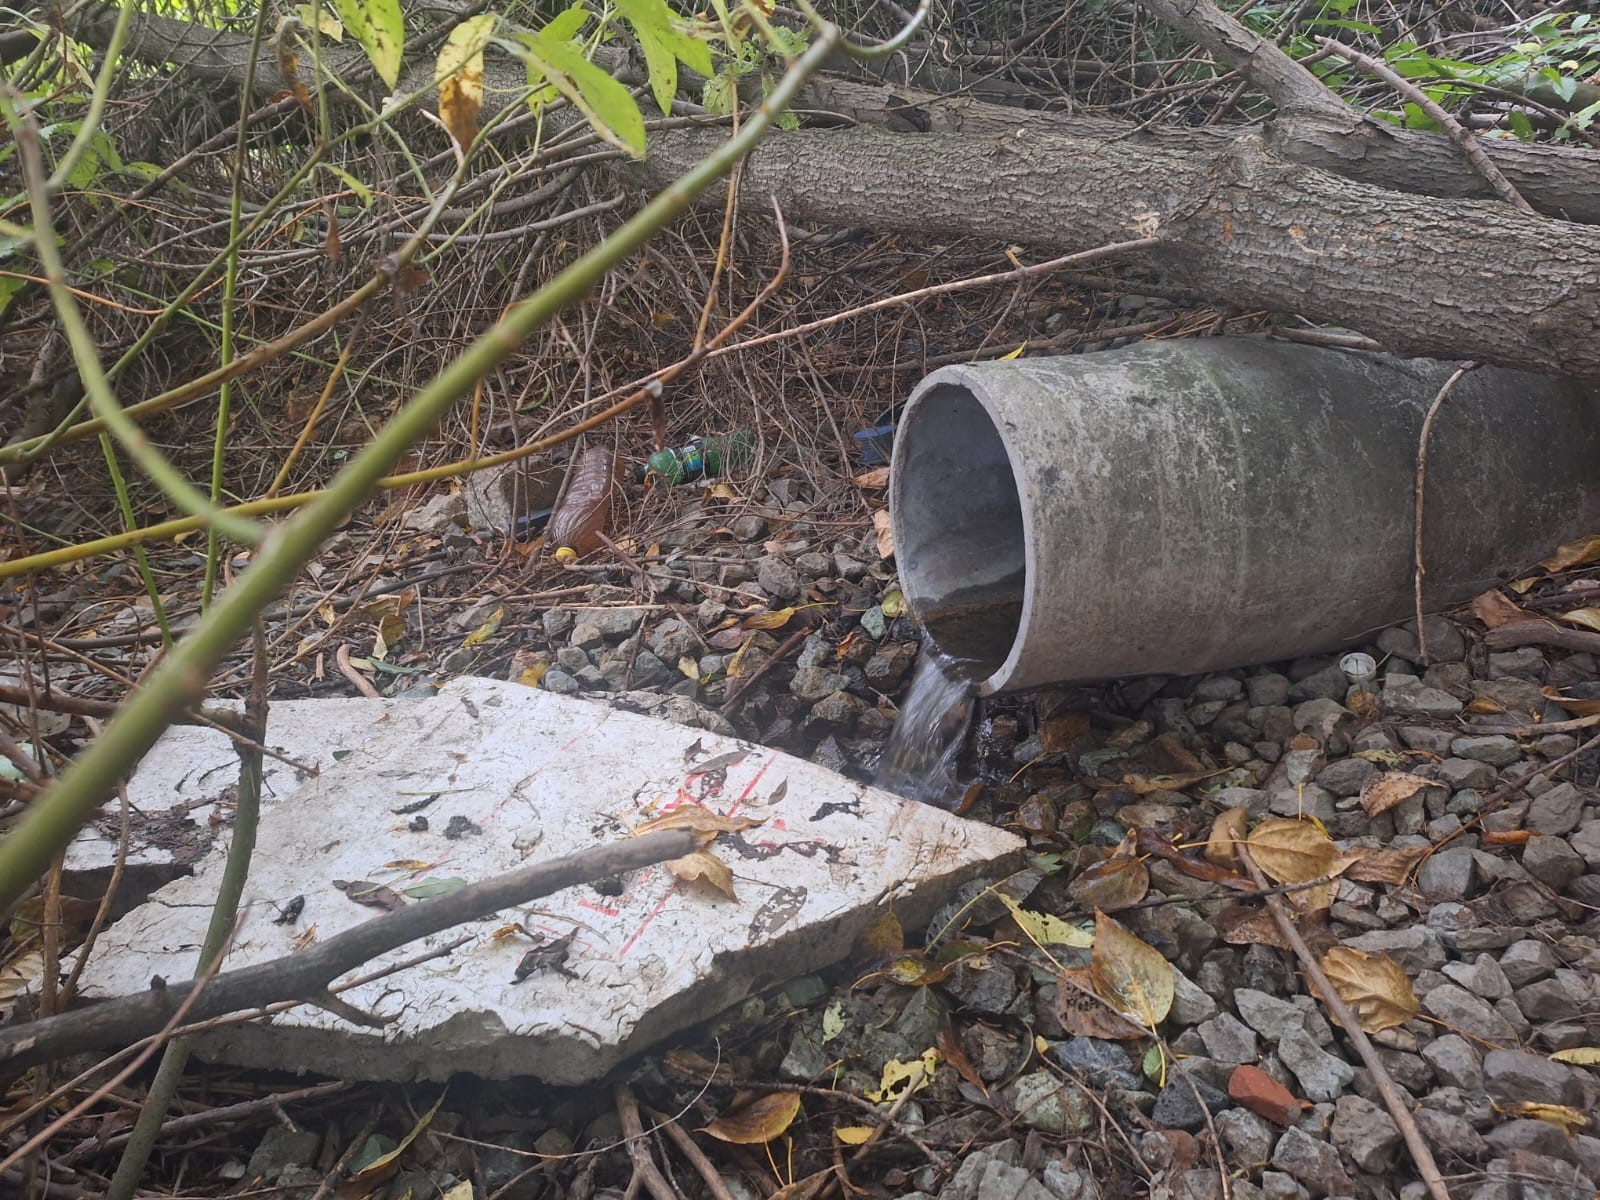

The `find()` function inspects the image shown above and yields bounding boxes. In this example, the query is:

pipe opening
[890,382,1027,684]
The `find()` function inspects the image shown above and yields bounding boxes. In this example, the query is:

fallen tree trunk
[49,2,1600,375]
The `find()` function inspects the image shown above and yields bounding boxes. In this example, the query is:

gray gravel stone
[1271,1127,1354,1199]
[1411,1108,1488,1162]
[1484,1118,1573,1159]
[790,666,848,703]
[1483,1049,1586,1107]
[1343,926,1447,972]
[1399,725,1457,755]
[1498,939,1558,986]
[1005,1073,1096,1136]
[1216,1108,1276,1168]
[1435,758,1497,790]
[1526,783,1588,836]
[1521,835,1587,891]
[1571,820,1600,870]
[1416,846,1483,901]
[1488,647,1546,678]
[1260,1170,1311,1200]
[1276,1025,1355,1102]
[1314,757,1377,797]
[730,514,767,541]
[755,556,802,600]
[1247,673,1291,707]
[1422,984,1520,1044]
[1421,1034,1484,1090]
[1378,617,1466,663]
[1235,988,1305,1042]
[542,609,575,639]
[1197,1011,1259,1065]
[1449,735,1522,766]
[1441,954,1512,1000]
[1515,976,1581,1022]
[541,668,580,694]
[1048,1038,1138,1089]
[1331,1094,1402,1173]
[1170,969,1220,1026]
[1383,683,1464,718]
[650,618,701,664]
[1152,1072,1230,1132]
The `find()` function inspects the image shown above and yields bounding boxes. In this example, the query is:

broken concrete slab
[75,677,1024,1084]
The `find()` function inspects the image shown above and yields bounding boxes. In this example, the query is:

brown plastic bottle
[547,447,616,559]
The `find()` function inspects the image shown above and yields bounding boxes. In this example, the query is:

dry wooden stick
[644,1106,740,1200]
[1316,38,1534,214]
[1484,621,1600,656]
[1237,846,1451,1200]
[615,1083,682,1200]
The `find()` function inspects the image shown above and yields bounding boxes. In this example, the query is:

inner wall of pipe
[891,382,1027,678]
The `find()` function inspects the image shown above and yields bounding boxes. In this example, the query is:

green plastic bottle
[645,429,754,486]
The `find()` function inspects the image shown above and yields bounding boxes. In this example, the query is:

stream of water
[873,639,977,808]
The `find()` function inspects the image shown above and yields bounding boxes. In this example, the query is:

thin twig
[1411,363,1475,663]
[614,1083,681,1200]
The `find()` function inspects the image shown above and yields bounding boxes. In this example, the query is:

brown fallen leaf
[1541,533,1600,573]
[1471,588,1533,628]
[635,803,762,838]
[853,466,890,489]
[1342,844,1430,886]
[1244,818,1342,885]
[702,1091,802,1144]
[850,909,905,963]
[1055,967,1149,1040]
[667,850,737,899]
[937,1018,987,1093]
[1216,904,1292,950]
[1089,911,1174,1029]
[1134,827,1251,888]
[332,879,407,912]
[1543,687,1600,717]
[1319,945,1418,1033]
[1481,829,1532,847]
[872,509,894,560]
[1069,856,1150,913]
[1560,607,1600,633]
[1359,771,1437,817]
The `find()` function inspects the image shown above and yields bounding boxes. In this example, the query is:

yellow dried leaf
[436,14,494,147]
[1206,808,1248,868]
[667,850,736,899]
[1549,1047,1600,1066]
[1359,771,1435,817]
[834,1126,874,1145]
[1560,607,1600,633]
[998,893,1094,948]
[743,607,795,630]
[701,1091,802,1144]
[0,950,42,1004]
[998,343,1026,360]
[344,1094,445,1188]
[708,481,738,500]
[517,661,549,688]
[879,952,954,986]
[1245,818,1340,884]
[853,467,890,490]
[1088,911,1174,1029]
[677,655,700,681]
[1320,946,1418,1033]
[1542,533,1600,572]
[462,604,504,647]
[873,509,894,561]
[725,632,757,679]
[1507,1102,1588,1134]
[881,589,907,618]
[1353,748,1404,768]
[865,1049,939,1102]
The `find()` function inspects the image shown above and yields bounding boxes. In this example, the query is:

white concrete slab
[76,677,1024,1083]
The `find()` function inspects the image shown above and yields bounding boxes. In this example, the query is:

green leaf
[543,2,590,43]
[517,30,646,157]
[702,70,734,114]
[401,876,468,899]
[1507,108,1536,139]
[321,162,373,208]
[331,0,404,90]
[625,17,678,116]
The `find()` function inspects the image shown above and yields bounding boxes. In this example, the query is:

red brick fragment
[1227,1064,1305,1127]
